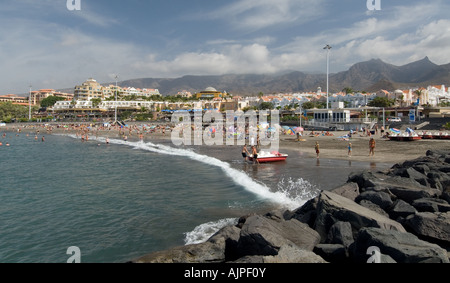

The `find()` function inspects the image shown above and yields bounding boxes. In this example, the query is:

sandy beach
[2,123,449,166]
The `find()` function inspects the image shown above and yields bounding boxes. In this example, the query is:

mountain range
[62,57,450,96]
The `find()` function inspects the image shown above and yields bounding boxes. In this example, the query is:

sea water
[0,132,391,263]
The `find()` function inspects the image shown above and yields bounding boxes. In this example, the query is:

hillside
[60,57,450,96]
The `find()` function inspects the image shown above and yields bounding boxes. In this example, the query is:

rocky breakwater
[132,150,450,263]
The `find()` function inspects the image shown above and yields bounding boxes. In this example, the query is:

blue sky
[1,0,450,94]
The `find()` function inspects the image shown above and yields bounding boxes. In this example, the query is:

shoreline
[2,122,449,165]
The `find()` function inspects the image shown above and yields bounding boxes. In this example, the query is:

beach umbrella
[390,128,401,134]
[282,126,290,130]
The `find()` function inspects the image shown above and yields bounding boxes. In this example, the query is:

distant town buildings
[74,78,161,101]
[2,76,450,121]
[0,94,29,105]
[31,89,73,106]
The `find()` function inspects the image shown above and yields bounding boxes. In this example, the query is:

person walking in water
[369,138,376,156]
[251,146,259,164]
[242,145,250,162]
[315,141,320,159]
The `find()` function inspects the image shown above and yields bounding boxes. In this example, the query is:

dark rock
[314,191,406,242]
[358,200,390,218]
[412,198,450,213]
[427,150,450,159]
[351,227,449,263]
[378,176,441,203]
[388,199,417,219]
[326,221,354,247]
[442,192,450,203]
[290,196,319,227]
[264,210,287,222]
[209,225,241,261]
[331,182,360,201]
[405,212,450,245]
[263,244,328,263]
[237,215,320,257]
[132,238,226,263]
[314,244,348,263]
[355,191,393,210]
[413,164,430,176]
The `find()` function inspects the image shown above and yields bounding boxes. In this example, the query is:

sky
[1,0,450,94]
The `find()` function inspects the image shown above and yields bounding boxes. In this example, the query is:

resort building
[74,78,105,101]
[30,89,73,106]
[196,87,226,99]
[0,94,29,105]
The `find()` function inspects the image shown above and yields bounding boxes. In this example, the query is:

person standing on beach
[369,138,376,156]
[348,143,352,157]
[315,141,320,159]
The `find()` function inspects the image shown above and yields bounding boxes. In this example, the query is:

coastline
[3,122,448,165]
[2,122,450,263]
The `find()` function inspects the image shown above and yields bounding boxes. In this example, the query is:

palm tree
[414,89,424,105]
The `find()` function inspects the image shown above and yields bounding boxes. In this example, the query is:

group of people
[314,138,376,159]
[241,145,259,164]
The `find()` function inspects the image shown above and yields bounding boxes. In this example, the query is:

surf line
[106,138,304,210]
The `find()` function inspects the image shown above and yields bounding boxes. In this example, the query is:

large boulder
[331,182,360,201]
[355,190,393,210]
[348,170,441,203]
[405,212,450,245]
[132,238,226,263]
[326,221,354,247]
[314,191,406,241]
[351,227,449,263]
[237,215,320,257]
[233,244,327,263]
[411,198,450,213]
[388,199,417,220]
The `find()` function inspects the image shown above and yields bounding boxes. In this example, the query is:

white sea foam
[66,135,317,210]
[184,218,238,245]
[64,135,320,246]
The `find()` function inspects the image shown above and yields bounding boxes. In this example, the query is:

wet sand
[278,132,449,164]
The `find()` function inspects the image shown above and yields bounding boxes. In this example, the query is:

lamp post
[29,85,32,121]
[323,44,332,110]
[115,75,118,124]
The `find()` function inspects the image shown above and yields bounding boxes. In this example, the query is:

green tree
[259,102,274,110]
[368,97,395,107]
[40,96,66,108]
[342,87,354,94]
[91,98,102,108]
[0,102,29,121]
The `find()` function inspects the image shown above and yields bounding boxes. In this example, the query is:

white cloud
[210,0,326,31]
[2,1,450,94]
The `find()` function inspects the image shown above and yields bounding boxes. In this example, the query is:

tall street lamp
[323,44,332,109]
[29,85,32,121]
[115,75,118,124]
